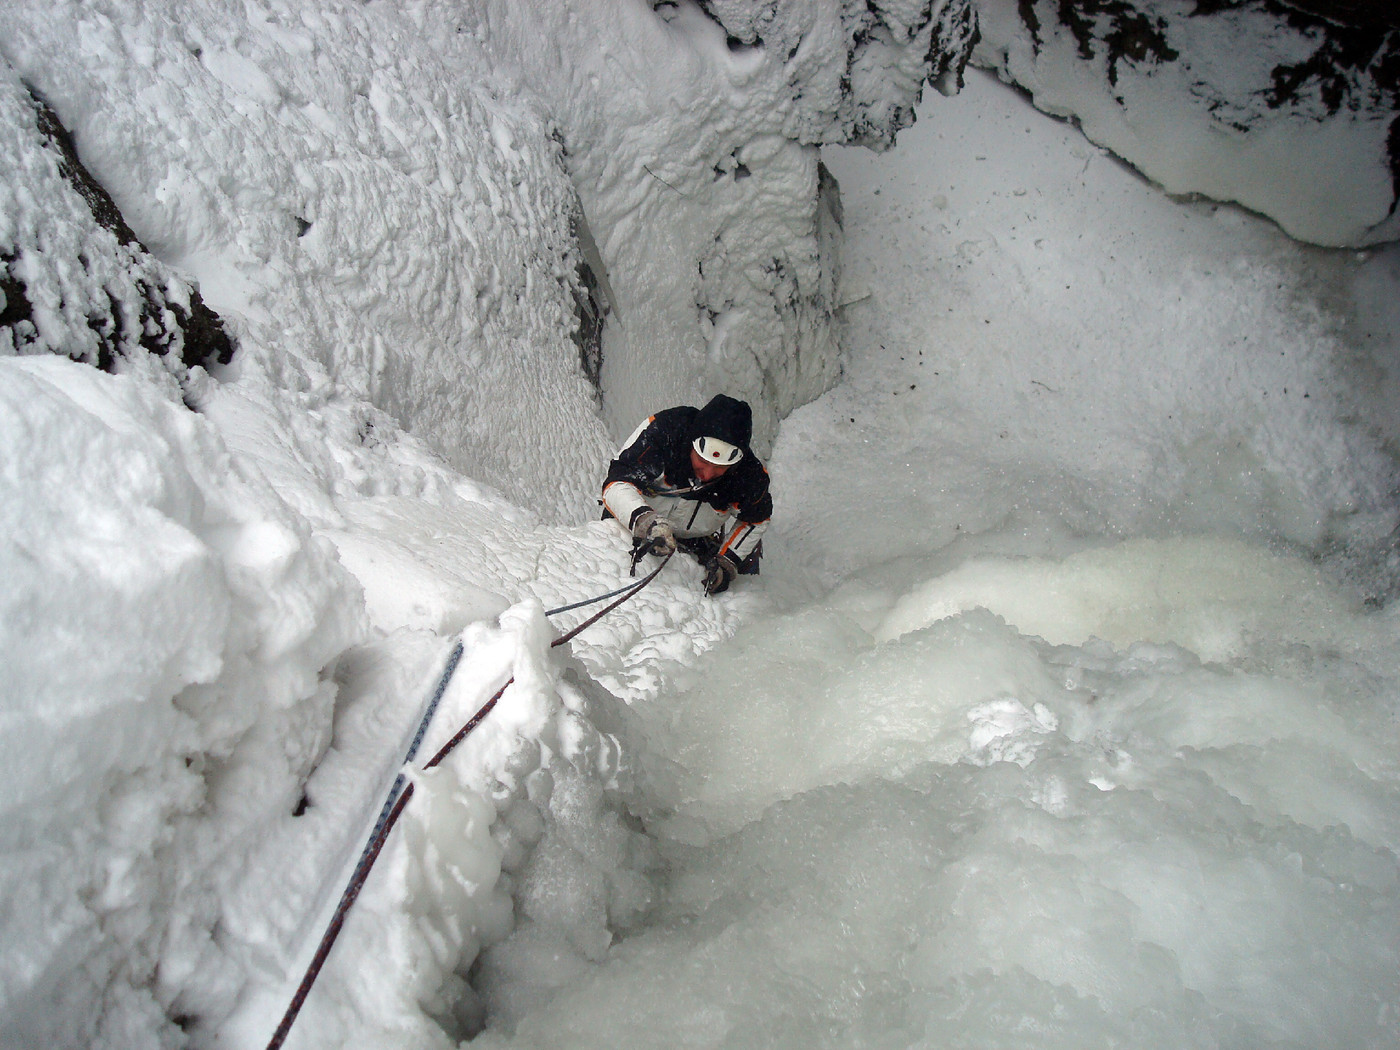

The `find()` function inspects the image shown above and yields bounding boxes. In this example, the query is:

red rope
[265,551,672,1049]
[423,678,511,770]
[265,784,414,1050]
[550,552,670,649]
[422,554,670,771]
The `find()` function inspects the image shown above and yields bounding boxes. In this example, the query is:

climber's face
[690,449,730,484]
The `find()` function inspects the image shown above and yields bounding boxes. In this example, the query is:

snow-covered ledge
[974,0,1400,248]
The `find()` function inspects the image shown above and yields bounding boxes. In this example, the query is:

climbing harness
[265,553,672,1050]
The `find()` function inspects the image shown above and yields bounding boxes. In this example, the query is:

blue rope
[544,580,641,617]
[355,639,463,865]
[267,561,670,1050]
[406,640,463,762]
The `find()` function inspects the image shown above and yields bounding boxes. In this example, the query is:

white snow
[2,1,1399,1049]
[0,355,363,1047]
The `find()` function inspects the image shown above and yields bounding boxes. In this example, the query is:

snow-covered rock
[0,63,232,385]
[6,0,1394,1047]
[0,0,612,522]
[0,355,364,1049]
[693,0,980,149]
[467,0,977,449]
[974,0,1400,247]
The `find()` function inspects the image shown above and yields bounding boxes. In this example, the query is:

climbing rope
[544,580,639,617]
[550,551,670,648]
[422,552,671,769]
[265,552,672,1050]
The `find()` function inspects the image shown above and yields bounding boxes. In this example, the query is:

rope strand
[544,580,639,616]
[266,553,671,1050]
[551,553,670,649]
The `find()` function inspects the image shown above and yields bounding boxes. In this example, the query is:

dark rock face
[564,179,618,398]
[569,239,607,395]
[1258,2,1399,110]
[1,74,233,382]
[1016,0,1178,87]
[688,0,980,149]
[1254,1,1400,218]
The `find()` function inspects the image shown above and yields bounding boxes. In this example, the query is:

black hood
[692,394,752,449]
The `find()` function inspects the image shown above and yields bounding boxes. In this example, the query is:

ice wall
[974,0,1400,248]
[2,0,980,497]
[468,0,977,448]
[0,0,611,522]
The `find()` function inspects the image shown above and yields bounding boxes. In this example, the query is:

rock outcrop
[1,66,233,391]
[975,0,1400,246]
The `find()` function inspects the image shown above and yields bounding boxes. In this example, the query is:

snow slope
[464,70,1400,1050]
[0,0,942,1044]
[791,70,1400,583]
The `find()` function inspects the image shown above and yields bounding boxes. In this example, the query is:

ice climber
[602,394,771,595]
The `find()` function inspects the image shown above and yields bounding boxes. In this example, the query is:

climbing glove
[703,553,738,596]
[630,508,677,556]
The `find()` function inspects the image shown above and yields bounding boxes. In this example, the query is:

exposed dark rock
[1035,0,1179,86]
[1,76,234,382]
[818,160,844,229]
[927,0,982,96]
[1252,0,1400,34]
[0,249,31,335]
[1232,1,1400,115]
[30,95,141,249]
[567,202,613,395]
[1013,0,1397,118]
[570,251,606,392]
